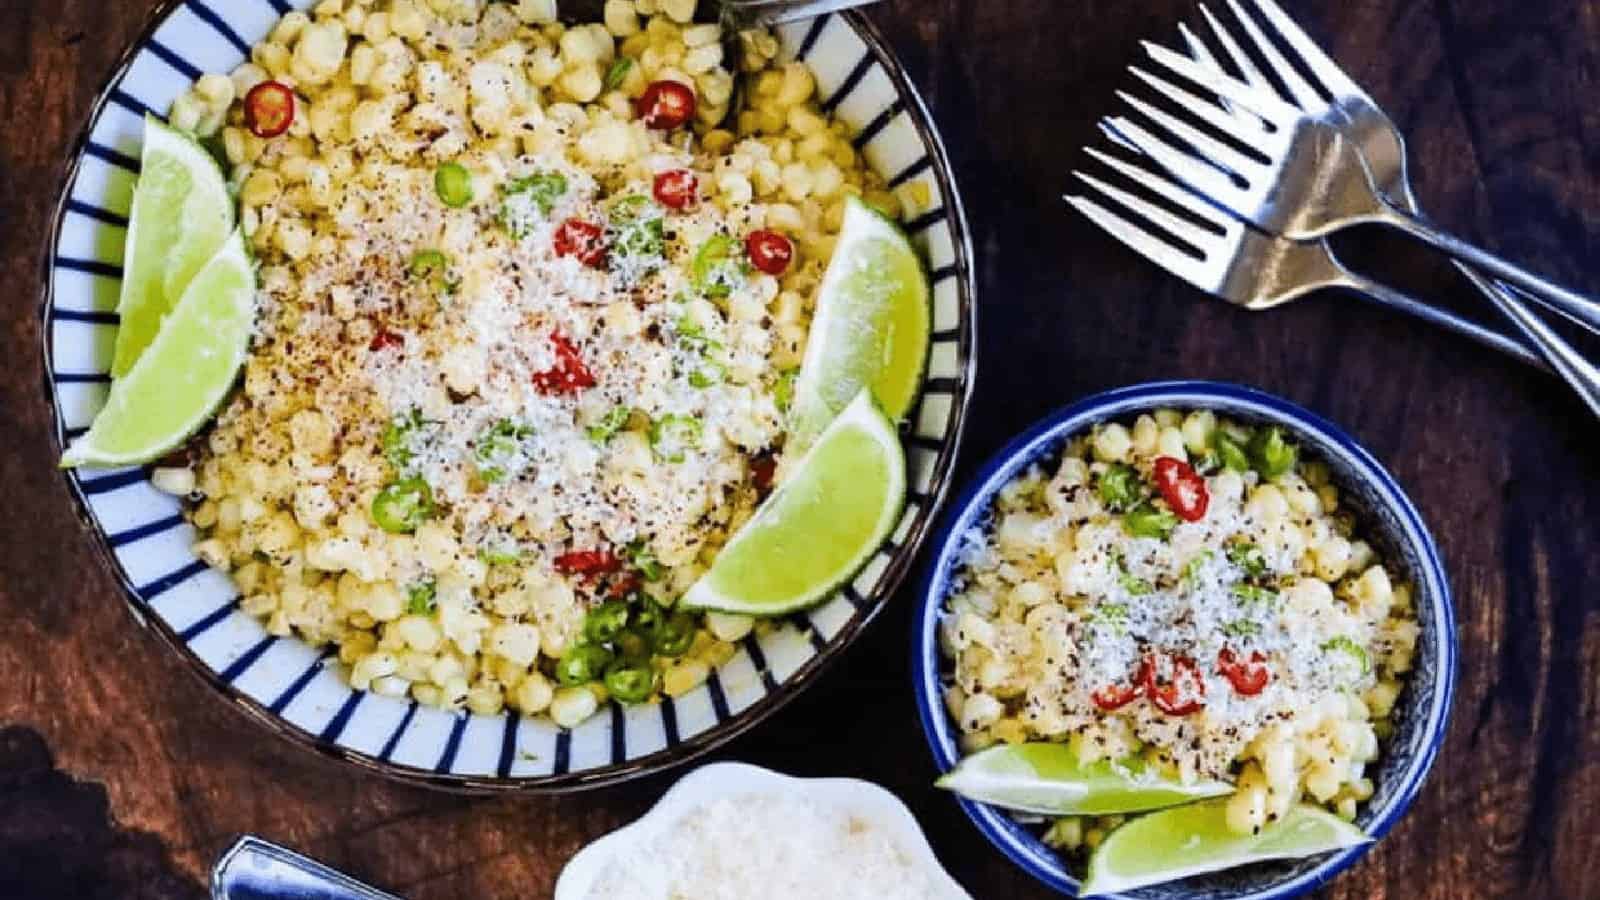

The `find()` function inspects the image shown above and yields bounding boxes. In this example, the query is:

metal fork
[723,0,883,25]
[1067,145,1540,368]
[1179,0,1600,414]
[1118,39,1600,335]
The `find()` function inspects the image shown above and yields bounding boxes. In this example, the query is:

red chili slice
[1142,653,1207,716]
[553,219,607,268]
[636,80,697,130]
[1217,648,1271,696]
[243,80,296,138]
[1153,456,1210,522]
[608,572,643,599]
[554,549,622,577]
[745,229,795,276]
[652,169,699,210]
[368,329,405,352]
[532,331,597,395]
[1091,657,1150,711]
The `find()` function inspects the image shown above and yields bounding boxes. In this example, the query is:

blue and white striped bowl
[912,382,1455,898]
[42,2,976,791]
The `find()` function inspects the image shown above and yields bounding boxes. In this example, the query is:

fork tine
[1195,5,1273,96]
[1117,90,1263,180]
[1075,166,1229,252]
[1128,67,1270,145]
[1082,146,1237,231]
[1106,115,1250,205]
[1240,0,1364,98]
[1220,0,1323,110]
[1141,42,1302,125]
[1065,191,1218,289]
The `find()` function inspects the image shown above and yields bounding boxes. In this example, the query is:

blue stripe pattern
[186,1,252,55]
[77,468,148,495]
[268,652,332,714]
[741,636,779,693]
[660,697,680,747]
[55,371,113,384]
[53,308,121,326]
[609,703,626,765]
[63,426,89,441]
[434,713,468,772]
[84,142,140,173]
[66,200,130,228]
[108,513,185,548]
[553,730,572,775]
[377,702,420,762]
[705,670,731,721]
[135,558,208,600]
[56,257,124,279]
[109,88,158,119]
[177,596,240,642]
[842,585,869,609]
[146,39,203,80]
[930,264,958,284]
[218,635,277,684]
[496,713,520,777]
[888,156,933,189]
[906,207,947,234]
[852,100,905,149]
[820,53,875,115]
[319,692,365,742]
[265,0,292,13]
[795,15,830,61]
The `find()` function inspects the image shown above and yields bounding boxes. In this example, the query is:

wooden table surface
[4,0,1599,897]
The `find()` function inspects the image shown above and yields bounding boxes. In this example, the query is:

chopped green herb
[604,56,634,91]
[1226,542,1270,579]
[1089,602,1130,632]
[650,414,703,463]
[406,579,438,616]
[499,170,569,237]
[434,161,474,208]
[382,408,426,473]
[1182,550,1215,587]
[688,359,725,388]
[1322,635,1371,676]
[1111,553,1153,595]
[1123,503,1178,540]
[1098,463,1144,512]
[1231,583,1280,607]
[692,234,746,298]
[587,406,632,444]
[474,419,533,483]
[478,545,525,566]
[410,249,450,279]
[773,368,799,412]
[1223,619,1262,637]
[625,540,665,582]
[371,477,434,534]
[1249,426,1298,481]
[1211,430,1251,472]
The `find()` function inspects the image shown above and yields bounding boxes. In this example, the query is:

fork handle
[1375,204,1600,336]
[1342,273,1548,371]
[1465,267,1600,419]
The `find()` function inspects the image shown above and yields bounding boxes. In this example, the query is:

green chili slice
[1122,502,1177,540]
[434,162,474,208]
[371,478,433,534]
[556,643,614,686]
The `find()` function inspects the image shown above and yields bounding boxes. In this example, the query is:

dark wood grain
[3,1,1599,897]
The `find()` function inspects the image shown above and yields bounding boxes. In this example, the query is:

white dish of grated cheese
[554,763,973,900]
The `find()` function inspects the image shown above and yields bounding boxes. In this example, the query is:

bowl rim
[910,380,1457,898]
[38,2,979,794]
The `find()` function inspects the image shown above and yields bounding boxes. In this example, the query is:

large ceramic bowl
[912,382,1455,898]
[42,2,975,791]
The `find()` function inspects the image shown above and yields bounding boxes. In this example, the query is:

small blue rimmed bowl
[911,381,1456,899]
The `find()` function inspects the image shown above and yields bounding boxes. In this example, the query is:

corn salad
[939,410,1419,847]
[155,0,912,729]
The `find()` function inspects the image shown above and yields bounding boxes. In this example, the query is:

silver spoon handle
[1337,270,1548,370]
[212,836,402,900]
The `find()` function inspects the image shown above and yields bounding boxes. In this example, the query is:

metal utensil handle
[741,0,885,26]
[212,836,403,900]
[1342,272,1548,371]
[1378,204,1600,336]
[1478,275,1600,418]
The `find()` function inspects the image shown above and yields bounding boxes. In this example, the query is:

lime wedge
[113,114,235,377]
[788,195,930,450]
[937,743,1233,816]
[63,229,254,468]
[1080,801,1371,897]
[683,390,905,615]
